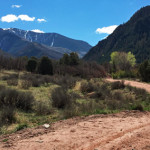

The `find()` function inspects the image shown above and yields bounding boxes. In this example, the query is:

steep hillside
[0,29,66,59]
[4,28,92,57]
[84,6,150,63]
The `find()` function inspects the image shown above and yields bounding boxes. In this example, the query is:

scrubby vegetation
[0,51,150,135]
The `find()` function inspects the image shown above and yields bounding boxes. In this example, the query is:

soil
[1,111,150,150]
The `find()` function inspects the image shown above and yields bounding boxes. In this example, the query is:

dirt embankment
[1,111,150,150]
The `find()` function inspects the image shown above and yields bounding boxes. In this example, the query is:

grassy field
[0,70,150,134]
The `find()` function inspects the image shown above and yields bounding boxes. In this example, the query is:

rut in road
[84,121,150,150]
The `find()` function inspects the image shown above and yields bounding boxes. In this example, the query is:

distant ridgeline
[84,6,150,63]
[0,28,92,59]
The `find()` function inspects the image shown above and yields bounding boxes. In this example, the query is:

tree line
[0,52,106,78]
[0,51,149,81]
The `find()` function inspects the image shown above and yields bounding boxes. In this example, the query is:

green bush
[112,70,136,79]
[132,104,144,111]
[15,124,28,131]
[51,87,72,109]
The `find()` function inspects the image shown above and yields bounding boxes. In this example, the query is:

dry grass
[0,70,150,135]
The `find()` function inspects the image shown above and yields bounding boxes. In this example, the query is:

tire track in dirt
[83,122,150,150]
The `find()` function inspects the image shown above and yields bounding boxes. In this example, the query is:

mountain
[4,28,92,57]
[0,49,11,57]
[84,6,150,63]
[0,29,67,59]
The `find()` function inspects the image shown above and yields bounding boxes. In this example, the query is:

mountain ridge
[3,28,92,57]
[84,6,150,63]
[0,28,70,59]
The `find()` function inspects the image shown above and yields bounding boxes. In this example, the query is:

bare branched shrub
[111,81,125,90]
[51,87,72,109]
[34,101,53,115]
[20,80,32,89]
[7,79,18,86]
[112,91,124,101]
[0,87,35,112]
[80,80,99,93]
[0,107,16,125]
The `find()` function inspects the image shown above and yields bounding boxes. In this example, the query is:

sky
[0,0,150,46]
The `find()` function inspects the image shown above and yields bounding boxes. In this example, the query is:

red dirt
[106,78,150,93]
[1,111,150,150]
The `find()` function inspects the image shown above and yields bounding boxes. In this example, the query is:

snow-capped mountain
[3,28,92,57]
[0,28,70,59]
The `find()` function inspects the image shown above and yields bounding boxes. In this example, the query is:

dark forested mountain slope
[84,6,150,63]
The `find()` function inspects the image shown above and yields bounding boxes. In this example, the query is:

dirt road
[1,111,150,150]
[106,78,150,93]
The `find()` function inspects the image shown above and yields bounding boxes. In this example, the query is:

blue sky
[0,0,150,46]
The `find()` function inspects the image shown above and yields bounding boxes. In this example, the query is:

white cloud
[1,14,35,22]
[96,25,118,34]
[12,5,22,8]
[1,14,18,23]
[31,29,45,33]
[37,18,47,23]
[18,15,35,21]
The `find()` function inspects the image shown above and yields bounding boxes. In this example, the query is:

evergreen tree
[139,60,150,82]
[60,52,80,66]
[69,52,80,66]
[60,53,70,65]
[26,58,37,72]
[38,56,53,75]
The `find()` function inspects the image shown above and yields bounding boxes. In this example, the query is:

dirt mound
[1,111,150,150]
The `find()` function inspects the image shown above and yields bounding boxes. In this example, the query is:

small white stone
[43,124,50,129]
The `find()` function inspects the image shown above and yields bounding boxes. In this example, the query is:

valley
[0,3,150,150]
